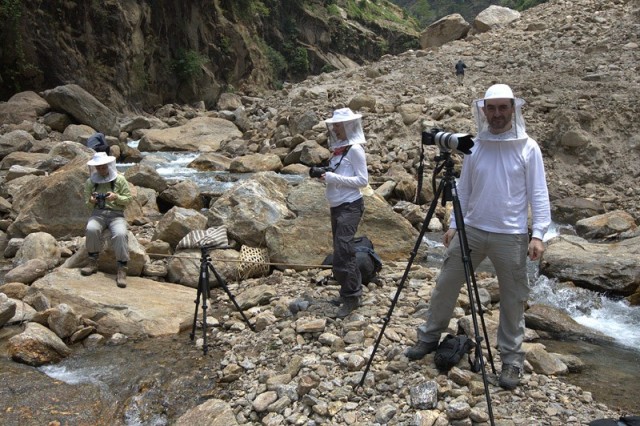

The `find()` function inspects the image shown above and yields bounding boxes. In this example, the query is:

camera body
[93,192,108,209]
[422,127,474,155]
[309,166,335,178]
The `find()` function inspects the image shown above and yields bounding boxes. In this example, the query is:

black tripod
[358,151,496,425]
[190,246,255,355]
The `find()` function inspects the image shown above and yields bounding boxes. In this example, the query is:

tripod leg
[190,274,203,341]
[469,270,496,373]
[201,260,210,355]
[208,262,256,332]
[191,250,211,355]
[356,178,446,389]
[450,191,495,426]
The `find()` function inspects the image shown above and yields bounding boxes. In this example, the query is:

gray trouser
[330,197,364,299]
[417,226,529,367]
[86,209,129,263]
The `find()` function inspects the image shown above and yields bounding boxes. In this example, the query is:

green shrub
[172,49,208,82]
[289,46,309,76]
[327,4,340,16]
[265,44,286,82]
[321,64,338,74]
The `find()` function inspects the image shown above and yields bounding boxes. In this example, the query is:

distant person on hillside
[404,84,551,390]
[81,152,132,288]
[312,108,369,319]
[455,59,467,85]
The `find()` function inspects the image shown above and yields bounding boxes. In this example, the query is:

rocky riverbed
[1,255,635,425]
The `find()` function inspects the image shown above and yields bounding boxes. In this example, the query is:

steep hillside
[392,0,548,26]
[0,0,419,110]
[255,0,640,221]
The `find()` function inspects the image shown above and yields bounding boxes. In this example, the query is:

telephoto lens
[422,127,474,155]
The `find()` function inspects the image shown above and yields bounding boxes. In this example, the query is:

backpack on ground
[433,333,474,372]
[589,416,640,426]
[86,132,111,155]
[353,236,382,284]
[322,236,383,285]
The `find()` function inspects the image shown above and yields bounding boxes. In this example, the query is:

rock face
[0,1,419,109]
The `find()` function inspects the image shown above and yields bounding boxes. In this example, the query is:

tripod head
[431,151,461,206]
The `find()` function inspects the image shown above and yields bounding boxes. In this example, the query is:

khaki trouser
[86,209,129,263]
[417,226,529,367]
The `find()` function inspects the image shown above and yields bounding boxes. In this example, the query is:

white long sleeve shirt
[324,144,368,207]
[450,136,551,240]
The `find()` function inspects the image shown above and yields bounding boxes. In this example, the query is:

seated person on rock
[81,152,132,288]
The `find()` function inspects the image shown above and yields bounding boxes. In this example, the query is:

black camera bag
[322,236,383,285]
[434,333,474,372]
[588,417,640,426]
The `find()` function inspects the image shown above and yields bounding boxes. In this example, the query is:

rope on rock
[147,252,332,269]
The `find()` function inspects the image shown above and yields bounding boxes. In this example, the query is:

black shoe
[405,340,439,360]
[499,364,521,390]
[328,296,343,307]
[335,297,360,319]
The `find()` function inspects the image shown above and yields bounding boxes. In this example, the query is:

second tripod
[190,246,255,355]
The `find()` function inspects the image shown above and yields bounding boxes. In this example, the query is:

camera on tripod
[93,192,108,209]
[309,165,335,178]
[422,127,474,155]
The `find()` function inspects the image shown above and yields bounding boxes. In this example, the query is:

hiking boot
[335,296,360,319]
[404,340,439,360]
[499,364,521,390]
[81,257,99,276]
[116,265,128,288]
[328,296,343,307]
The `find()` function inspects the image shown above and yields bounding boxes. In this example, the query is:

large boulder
[7,322,72,366]
[31,269,197,337]
[0,130,35,160]
[7,156,90,238]
[473,5,521,33]
[138,116,242,152]
[207,172,294,247]
[524,304,613,345]
[419,14,471,49]
[0,91,50,125]
[62,230,149,276]
[540,235,640,295]
[7,154,144,239]
[42,84,119,136]
[266,179,419,271]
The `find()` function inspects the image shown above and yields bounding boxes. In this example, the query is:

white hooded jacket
[450,85,551,240]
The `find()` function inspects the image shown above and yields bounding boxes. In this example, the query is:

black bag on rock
[434,334,474,372]
[322,236,383,285]
[589,416,640,426]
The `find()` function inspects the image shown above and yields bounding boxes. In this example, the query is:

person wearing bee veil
[405,84,551,390]
[315,108,369,319]
[81,151,133,288]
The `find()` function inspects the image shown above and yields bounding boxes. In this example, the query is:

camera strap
[94,180,116,193]
[330,146,351,171]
